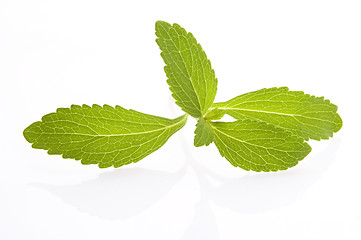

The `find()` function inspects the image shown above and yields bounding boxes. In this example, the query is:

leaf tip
[334,112,343,133]
[23,121,42,144]
[155,20,171,35]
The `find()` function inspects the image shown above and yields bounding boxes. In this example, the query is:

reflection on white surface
[181,201,219,240]
[31,138,339,238]
[32,167,187,220]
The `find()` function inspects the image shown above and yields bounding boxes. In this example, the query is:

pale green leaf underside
[23,105,187,168]
[210,120,311,172]
[194,117,214,147]
[155,21,217,118]
[211,87,342,140]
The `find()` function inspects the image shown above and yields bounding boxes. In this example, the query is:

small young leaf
[211,87,342,140]
[155,21,217,118]
[24,105,187,168]
[210,119,311,172]
[194,117,214,147]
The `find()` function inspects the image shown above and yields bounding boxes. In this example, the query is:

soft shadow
[178,138,340,239]
[207,138,341,214]
[31,166,186,220]
[180,201,219,240]
[179,138,220,240]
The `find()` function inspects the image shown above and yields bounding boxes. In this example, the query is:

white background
[1,0,361,239]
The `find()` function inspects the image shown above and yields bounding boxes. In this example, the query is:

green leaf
[194,117,214,147]
[211,87,342,140]
[155,21,217,118]
[204,108,226,120]
[23,104,187,168]
[210,120,312,172]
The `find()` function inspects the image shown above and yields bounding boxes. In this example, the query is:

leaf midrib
[160,23,203,115]
[212,106,336,123]
[33,115,188,138]
[211,124,295,153]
